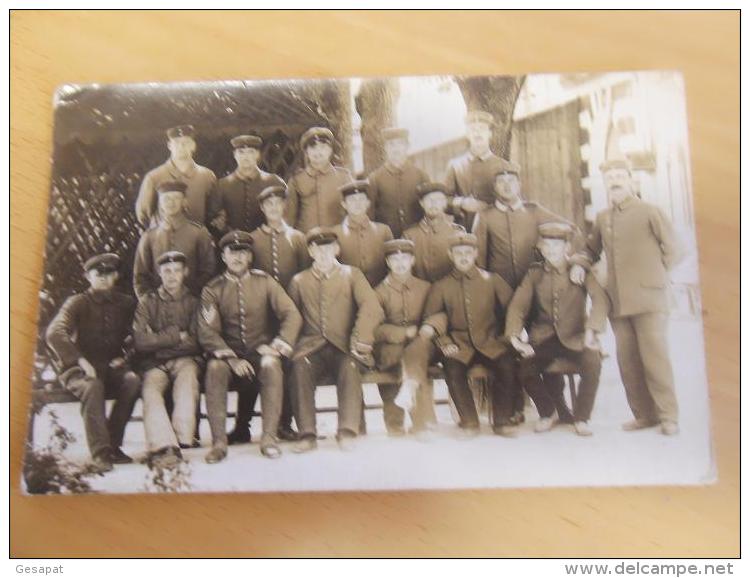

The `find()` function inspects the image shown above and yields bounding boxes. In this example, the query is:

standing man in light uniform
[444,110,517,229]
[586,159,684,435]
[286,127,354,233]
[135,125,217,227]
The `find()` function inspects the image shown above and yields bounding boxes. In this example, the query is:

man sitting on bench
[198,231,302,463]
[45,253,141,472]
[132,250,201,468]
[505,223,608,436]
[287,227,384,453]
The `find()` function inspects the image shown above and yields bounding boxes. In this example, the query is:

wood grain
[10,10,739,557]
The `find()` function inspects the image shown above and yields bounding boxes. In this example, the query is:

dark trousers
[291,343,363,439]
[233,365,295,433]
[204,354,284,446]
[443,352,515,429]
[377,336,438,433]
[518,336,601,422]
[63,364,142,459]
[610,312,678,423]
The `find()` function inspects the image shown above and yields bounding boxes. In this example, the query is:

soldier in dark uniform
[287,228,384,453]
[332,180,394,287]
[135,125,217,226]
[402,182,465,283]
[473,162,590,423]
[207,134,286,237]
[133,181,216,299]
[222,184,309,444]
[367,128,430,238]
[45,253,141,472]
[506,223,608,436]
[198,231,302,463]
[444,110,516,228]
[132,251,202,468]
[422,233,517,437]
[586,159,684,435]
[373,239,441,439]
[286,127,354,233]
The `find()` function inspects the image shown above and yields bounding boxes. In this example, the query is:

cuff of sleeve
[569,254,592,269]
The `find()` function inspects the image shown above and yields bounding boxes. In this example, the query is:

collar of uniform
[224,270,251,283]
[419,213,450,233]
[385,273,415,292]
[261,222,289,235]
[157,285,187,301]
[495,199,524,212]
[159,214,188,231]
[168,159,197,179]
[234,167,261,182]
[384,161,407,175]
[613,195,637,211]
[305,163,334,177]
[451,266,479,280]
[312,262,341,280]
[343,215,371,231]
[469,149,493,162]
[86,288,115,303]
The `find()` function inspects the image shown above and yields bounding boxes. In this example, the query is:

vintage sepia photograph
[22,70,712,495]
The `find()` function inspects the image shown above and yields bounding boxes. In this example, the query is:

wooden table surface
[10,10,739,558]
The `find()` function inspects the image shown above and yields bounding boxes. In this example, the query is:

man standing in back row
[135,125,217,227]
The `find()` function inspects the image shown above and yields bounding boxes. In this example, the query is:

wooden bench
[26,361,580,444]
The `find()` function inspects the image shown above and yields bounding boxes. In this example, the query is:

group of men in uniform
[45,110,684,473]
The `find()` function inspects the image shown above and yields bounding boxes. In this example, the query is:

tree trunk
[354,78,400,175]
[314,79,354,170]
[454,75,525,159]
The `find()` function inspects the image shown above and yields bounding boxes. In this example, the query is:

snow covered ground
[25,316,714,494]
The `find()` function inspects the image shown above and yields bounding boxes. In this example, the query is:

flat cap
[166,125,195,139]
[156,250,187,267]
[305,226,338,246]
[219,230,254,251]
[464,110,495,126]
[599,158,631,173]
[449,232,478,249]
[300,126,334,149]
[84,252,120,274]
[415,181,450,199]
[339,180,370,198]
[384,239,415,256]
[494,161,522,177]
[231,135,263,150]
[156,180,188,195]
[381,127,409,141]
[258,185,288,204]
[538,222,573,241]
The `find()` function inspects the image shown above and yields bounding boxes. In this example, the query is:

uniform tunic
[444,150,516,205]
[46,289,136,372]
[287,263,384,360]
[402,215,465,282]
[422,266,514,365]
[208,169,286,233]
[367,161,429,238]
[332,216,394,287]
[132,286,201,370]
[505,263,608,349]
[286,164,353,233]
[249,223,311,289]
[473,200,590,289]
[132,215,217,299]
[197,270,302,357]
[135,159,217,226]
[586,196,683,318]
